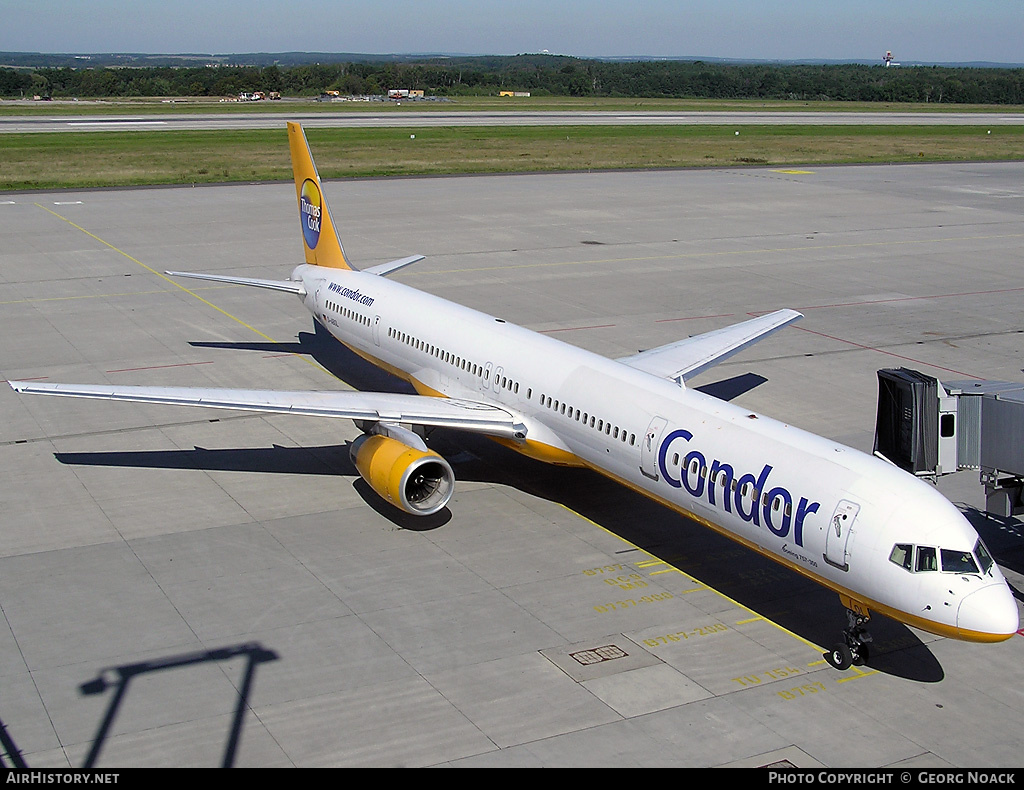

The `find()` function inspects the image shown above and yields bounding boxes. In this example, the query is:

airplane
[10,122,1018,670]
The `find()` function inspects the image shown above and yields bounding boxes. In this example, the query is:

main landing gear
[826,608,873,670]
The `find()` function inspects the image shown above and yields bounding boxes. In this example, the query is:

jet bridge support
[873,369,1024,518]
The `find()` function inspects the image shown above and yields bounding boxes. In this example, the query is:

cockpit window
[975,539,995,575]
[889,544,913,571]
[941,549,980,575]
[893,542,992,574]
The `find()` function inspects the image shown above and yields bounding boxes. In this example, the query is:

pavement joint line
[793,324,983,380]
[555,501,830,657]
[33,202,330,377]
[0,283,237,306]
[403,231,1024,276]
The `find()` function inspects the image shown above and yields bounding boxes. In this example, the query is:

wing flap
[618,309,802,384]
[9,382,523,438]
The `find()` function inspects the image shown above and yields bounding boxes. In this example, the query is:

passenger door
[640,416,668,480]
[824,499,860,572]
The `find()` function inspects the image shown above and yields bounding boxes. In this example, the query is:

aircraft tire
[828,642,853,670]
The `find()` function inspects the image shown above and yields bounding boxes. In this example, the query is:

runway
[3,108,1024,133]
[1,161,1023,767]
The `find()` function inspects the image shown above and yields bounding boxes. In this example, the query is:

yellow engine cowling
[350,433,454,515]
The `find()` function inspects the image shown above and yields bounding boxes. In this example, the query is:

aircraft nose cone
[957,583,1019,641]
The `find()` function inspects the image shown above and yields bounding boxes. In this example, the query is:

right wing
[8,382,525,439]
[617,309,802,385]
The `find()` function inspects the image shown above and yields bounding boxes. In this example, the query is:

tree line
[2,56,1023,104]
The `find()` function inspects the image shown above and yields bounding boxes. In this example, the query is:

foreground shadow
[79,643,278,769]
[0,715,27,769]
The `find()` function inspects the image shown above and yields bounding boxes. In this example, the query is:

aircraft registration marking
[732,666,804,687]
[592,592,673,613]
[582,564,628,575]
[601,574,648,590]
[776,681,827,700]
[641,623,728,647]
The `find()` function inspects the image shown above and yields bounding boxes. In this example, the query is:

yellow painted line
[0,284,236,306]
[557,506,827,655]
[556,501,829,658]
[33,203,330,376]
[772,169,815,174]
[836,668,879,683]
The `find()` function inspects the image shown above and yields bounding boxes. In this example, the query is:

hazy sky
[1,1,1021,64]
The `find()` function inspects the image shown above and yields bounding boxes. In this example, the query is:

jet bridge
[873,368,1024,517]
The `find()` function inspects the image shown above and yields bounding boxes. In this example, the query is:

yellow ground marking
[0,284,235,306]
[33,203,330,376]
[771,169,815,174]
[837,666,879,682]
[557,501,831,662]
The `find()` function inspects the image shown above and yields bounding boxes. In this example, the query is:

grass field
[2,123,1022,191]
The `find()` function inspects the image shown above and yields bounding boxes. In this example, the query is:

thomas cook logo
[299,179,322,249]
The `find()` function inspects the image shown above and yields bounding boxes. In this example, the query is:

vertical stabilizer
[287,122,352,270]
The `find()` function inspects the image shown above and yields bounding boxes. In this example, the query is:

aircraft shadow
[56,444,356,476]
[694,372,768,401]
[77,643,279,769]
[56,321,945,682]
[437,428,945,682]
[961,507,1024,579]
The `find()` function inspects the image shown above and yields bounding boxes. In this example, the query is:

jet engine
[350,433,454,516]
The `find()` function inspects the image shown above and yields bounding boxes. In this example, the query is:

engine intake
[350,433,454,516]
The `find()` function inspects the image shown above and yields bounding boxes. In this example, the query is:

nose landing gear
[826,608,873,670]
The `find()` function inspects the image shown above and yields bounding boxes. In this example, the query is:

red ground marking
[106,361,214,374]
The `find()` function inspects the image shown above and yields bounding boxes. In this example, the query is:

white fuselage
[298,263,1018,642]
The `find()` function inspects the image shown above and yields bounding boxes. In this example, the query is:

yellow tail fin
[287,122,352,270]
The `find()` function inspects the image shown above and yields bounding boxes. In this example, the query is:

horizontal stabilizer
[617,309,802,384]
[166,270,306,295]
[363,255,426,276]
[9,381,523,438]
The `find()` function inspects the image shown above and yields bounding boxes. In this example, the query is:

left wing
[8,382,525,439]
[617,309,802,385]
